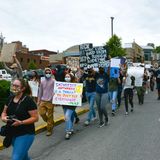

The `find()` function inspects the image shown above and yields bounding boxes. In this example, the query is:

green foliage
[105,34,126,58]
[0,62,4,69]
[154,46,160,54]
[28,60,37,70]
[0,80,11,114]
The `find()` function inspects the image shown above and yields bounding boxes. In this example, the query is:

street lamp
[110,17,114,37]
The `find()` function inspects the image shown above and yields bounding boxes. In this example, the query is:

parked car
[23,69,45,80]
[0,69,12,81]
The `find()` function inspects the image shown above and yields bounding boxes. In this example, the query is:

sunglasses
[45,72,51,74]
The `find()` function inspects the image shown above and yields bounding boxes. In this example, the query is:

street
[0,90,160,160]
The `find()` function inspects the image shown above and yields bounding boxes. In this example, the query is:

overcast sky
[0,0,160,52]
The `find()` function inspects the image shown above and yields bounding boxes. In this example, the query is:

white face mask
[45,74,51,78]
[65,77,71,82]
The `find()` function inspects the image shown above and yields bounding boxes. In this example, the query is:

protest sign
[66,57,80,71]
[110,58,121,68]
[127,67,144,87]
[134,67,144,87]
[79,44,108,70]
[28,81,39,97]
[0,43,17,62]
[110,67,119,78]
[52,81,83,106]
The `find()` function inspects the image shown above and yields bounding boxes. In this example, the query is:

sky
[0,0,160,52]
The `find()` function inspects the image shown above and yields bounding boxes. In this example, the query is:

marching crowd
[1,55,160,160]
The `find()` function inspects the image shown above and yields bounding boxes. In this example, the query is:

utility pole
[0,33,5,51]
[110,17,114,37]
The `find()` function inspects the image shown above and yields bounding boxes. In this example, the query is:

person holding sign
[95,67,109,127]
[82,68,97,126]
[37,68,55,136]
[62,73,79,140]
[2,54,23,82]
[123,72,135,115]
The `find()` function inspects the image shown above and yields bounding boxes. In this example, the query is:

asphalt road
[0,90,160,160]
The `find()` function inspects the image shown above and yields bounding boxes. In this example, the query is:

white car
[0,69,12,81]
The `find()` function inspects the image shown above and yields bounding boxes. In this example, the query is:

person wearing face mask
[2,54,23,82]
[62,73,78,140]
[37,68,55,136]
[1,78,38,160]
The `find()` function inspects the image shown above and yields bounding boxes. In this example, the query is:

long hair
[17,78,32,96]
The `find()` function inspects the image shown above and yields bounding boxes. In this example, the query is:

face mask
[10,88,21,96]
[65,77,71,82]
[45,74,51,79]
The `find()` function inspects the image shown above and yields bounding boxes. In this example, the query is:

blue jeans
[109,91,118,111]
[86,92,96,122]
[12,134,35,160]
[96,93,109,123]
[63,108,74,132]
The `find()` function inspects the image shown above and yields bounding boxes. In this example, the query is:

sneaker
[84,120,90,126]
[46,131,52,136]
[65,132,70,140]
[112,110,115,116]
[131,108,134,112]
[105,119,109,126]
[125,112,128,115]
[92,116,97,121]
[75,117,80,124]
[99,122,105,128]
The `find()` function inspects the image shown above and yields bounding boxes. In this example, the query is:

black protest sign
[79,44,107,70]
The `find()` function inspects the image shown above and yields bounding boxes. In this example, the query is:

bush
[0,80,11,115]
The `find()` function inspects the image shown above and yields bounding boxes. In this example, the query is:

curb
[0,108,89,150]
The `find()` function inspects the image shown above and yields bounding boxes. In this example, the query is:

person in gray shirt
[2,54,23,82]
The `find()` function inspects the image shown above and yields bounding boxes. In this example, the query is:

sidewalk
[0,103,89,150]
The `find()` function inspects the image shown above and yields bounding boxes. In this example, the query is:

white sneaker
[84,120,90,126]
[92,116,97,121]
[125,112,128,115]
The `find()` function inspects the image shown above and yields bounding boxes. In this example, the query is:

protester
[30,70,40,102]
[109,76,120,116]
[143,68,149,94]
[2,54,23,81]
[155,65,160,100]
[1,78,38,160]
[37,68,55,136]
[123,73,135,115]
[62,73,78,140]
[117,69,124,108]
[82,68,97,126]
[95,67,109,127]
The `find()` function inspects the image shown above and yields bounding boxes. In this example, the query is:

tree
[105,34,126,58]
[154,46,160,53]
[28,60,37,70]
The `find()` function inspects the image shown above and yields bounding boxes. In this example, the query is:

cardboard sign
[79,44,108,70]
[110,67,119,78]
[127,67,144,87]
[52,81,83,106]
[110,58,121,68]
[28,81,39,97]
[0,43,17,62]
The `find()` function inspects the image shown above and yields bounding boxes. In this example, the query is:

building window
[27,58,30,63]
[34,59,36,63]
[39,60,42,64]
